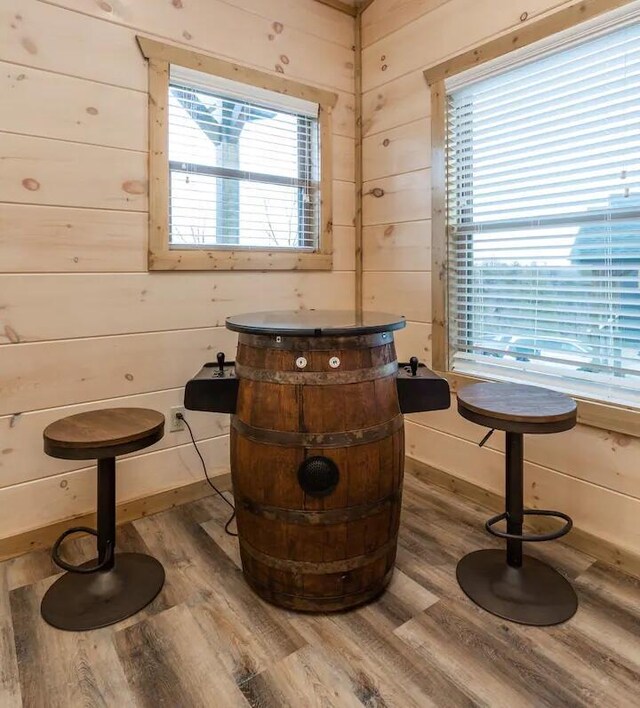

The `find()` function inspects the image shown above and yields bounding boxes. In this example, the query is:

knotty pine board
[333,225,357,271]
[222,0,356,48]
[0,134,147,211]
[363,271,432,322]
[406,419,640,557]
[361,0,573,92]
[0,205,147,273]
[0,327,239,415]
[363,169,431,225]
[0,207,351,274]
[362,70,431,138]
[0,135,352,216]
[334,179,358,226]
[0,62,147,151]
[409,400,640,501]
[0,388,229,489]
[1,0,147,90]
[333,135,357,182]
[4,0,354,94]
[363,117,431,181]
[393,321,433,365]
[0,271,355,344]
[59,0,357,49]
[0,435,230,538]
[0,188,353,274]
[2,62,352,177]
[361,0,450,48]
[2,2,356,138]
[363,220,432,272]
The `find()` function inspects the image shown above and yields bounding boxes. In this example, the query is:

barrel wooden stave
[237,340,396,368]
[231,332,404,611]
[236,378,400,434]
[231,424,404,511]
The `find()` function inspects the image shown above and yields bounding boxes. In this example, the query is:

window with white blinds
[168,66,320,250]
[446,12,640,408]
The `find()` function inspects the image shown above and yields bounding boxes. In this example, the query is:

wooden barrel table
[226,310,406,611]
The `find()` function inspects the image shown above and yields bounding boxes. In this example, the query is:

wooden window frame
[424,0,640,438]
[137,37,338,271]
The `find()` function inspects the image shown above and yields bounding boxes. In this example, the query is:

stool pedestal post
[505,432,523,568]
[97,457,116,571]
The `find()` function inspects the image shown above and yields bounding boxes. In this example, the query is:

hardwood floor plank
[570,563,640,675]
[289,609,473,707]
[356,568,440,633]
[134,506,307,662]
[395,599,587,708]
[198,493,242,569]
[574,561,640,615]
[114,604,247,707]
[11,577,134,708]
[387,568,439,614]
[4,550,57,593]
[186,593,306,689]
[0,567,21,707]
[240,644,364,708]
[509,611,640,706]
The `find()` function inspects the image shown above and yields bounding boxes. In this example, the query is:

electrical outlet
[169,406,185,433]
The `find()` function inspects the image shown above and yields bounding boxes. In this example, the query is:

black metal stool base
[456,549,578,626]
[41,553,165,631]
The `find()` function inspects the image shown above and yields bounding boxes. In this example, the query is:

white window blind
[168,66,320,251]
[446,13,640,408]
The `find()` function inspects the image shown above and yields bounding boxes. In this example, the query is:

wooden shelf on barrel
[225,309,408,336]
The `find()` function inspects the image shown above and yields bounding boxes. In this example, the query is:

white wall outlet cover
[169,406,185,432]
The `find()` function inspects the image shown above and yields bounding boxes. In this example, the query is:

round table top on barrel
[457,382,577,434]
[44,408,165,460]
[226,310,406,336]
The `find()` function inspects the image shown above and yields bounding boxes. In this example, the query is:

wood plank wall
[0,0,356,540]
[360,0,640,557]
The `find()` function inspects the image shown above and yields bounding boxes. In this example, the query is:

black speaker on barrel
[297,456,340,497]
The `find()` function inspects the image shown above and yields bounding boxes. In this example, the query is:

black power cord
[176,412,237,537]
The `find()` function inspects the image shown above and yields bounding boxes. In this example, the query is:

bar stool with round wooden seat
[456,382,578,626]
[41,408,166,631]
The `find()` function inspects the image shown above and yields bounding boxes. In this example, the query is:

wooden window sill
[149,248,332,271]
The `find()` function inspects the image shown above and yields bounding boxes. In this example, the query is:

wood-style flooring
[0,469,638,707]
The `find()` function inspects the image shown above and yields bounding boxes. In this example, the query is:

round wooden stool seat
[44,408,165,460]
[457,382,577,434]
[41,407,165,631]
[455,382,578,626]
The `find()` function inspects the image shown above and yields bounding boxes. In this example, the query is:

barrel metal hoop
[244,566,395,607]
[238,332,391,350]
[231,414,403,448]
[234,360,398,385]
[236,492,399,525]
[238,535,398,573]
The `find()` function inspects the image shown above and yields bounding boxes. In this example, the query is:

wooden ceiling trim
[313,0,359,17]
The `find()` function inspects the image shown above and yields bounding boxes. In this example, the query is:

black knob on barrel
[410,357,419,377]
[217,352,225,375]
